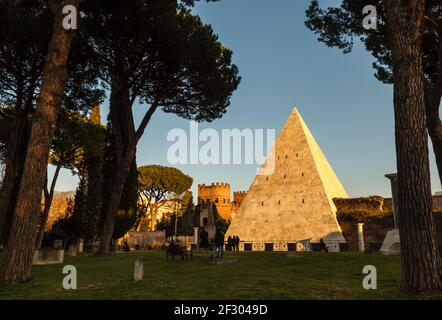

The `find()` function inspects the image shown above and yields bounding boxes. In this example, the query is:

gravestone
[33,249,64,265]
[68,244,78,256]
[381,229,400,255]
[77,239,84,253]
[134,256,144,282]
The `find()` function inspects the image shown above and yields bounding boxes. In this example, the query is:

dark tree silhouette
[82,0,240,253]
[0,0,80,285]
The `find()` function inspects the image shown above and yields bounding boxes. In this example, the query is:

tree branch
[136,101,159,141]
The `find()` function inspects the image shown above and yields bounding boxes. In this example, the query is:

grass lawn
[0,251,441,300]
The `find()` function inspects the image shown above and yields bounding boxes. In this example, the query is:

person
[235,236,240,252]
[227,236,233,251]
[319,238,328,253]
[199,228,209,250]
[215,228,225,258]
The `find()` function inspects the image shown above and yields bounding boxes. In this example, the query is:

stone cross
[385,173,399,228]
[134,256,144,282]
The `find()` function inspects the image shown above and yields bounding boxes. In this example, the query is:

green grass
[0,251,441,300]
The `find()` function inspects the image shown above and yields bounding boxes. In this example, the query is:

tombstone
[381,173,400,255]
[33,249,64,265]
[68,244,78,256]
[357,223,365,252]
[53,239,63,249]
[134,256,144,282]
[77,239,84,253]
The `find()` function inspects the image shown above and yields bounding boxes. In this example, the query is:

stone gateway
[226,108,348,251]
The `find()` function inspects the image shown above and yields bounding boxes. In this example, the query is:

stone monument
[380,173,400,255]
[33,249,64,265]
[68,244,78,256]
[78,239,84,253]
[134,256,144,282]
[357,223,365,252]
[226,108,348,251]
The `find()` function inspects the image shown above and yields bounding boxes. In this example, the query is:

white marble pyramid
[226,108,348,249]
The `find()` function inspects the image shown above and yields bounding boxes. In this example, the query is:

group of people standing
[199,227,225,258]
[198,228,241,258]
[227,235,240,251]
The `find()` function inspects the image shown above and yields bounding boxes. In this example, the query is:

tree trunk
[150,205,158,231]
[97,57,159,252]
[35,163,62,249]
[98,147,136,254]
[0,111,28,241]
[98,77,138,254]
[0,0,79,285]
[386,0,442,292]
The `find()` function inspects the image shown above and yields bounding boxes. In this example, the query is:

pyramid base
[237,238,346,253]
[380,229,400,256]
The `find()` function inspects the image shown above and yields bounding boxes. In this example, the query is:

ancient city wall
[334,196,442,250]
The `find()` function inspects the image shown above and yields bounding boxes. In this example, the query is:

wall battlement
[197,183,247,222]
[233,191,247,203]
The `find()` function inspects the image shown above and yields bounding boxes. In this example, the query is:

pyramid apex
[289,107,304,121]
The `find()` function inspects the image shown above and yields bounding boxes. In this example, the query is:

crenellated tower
[198,183,232,221]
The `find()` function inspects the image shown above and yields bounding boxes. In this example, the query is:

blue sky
[51,0,441,199]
